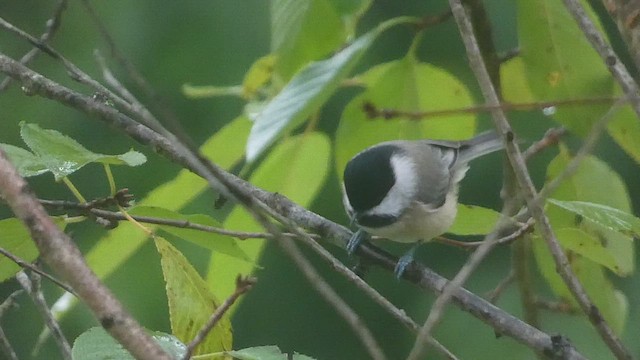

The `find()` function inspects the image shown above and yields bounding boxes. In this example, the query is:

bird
[341,131,504,278]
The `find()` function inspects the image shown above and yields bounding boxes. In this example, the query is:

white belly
[361,192,458,243]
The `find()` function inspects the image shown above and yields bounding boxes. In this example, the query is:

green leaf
[554,227,619,274]
[0,217,67,282]
[155,236,232,355]
[449,204,504,236]
[270,0,345,79]
[500,57,535,103]
[548,199,640,238]
[242,54,278,99]
[225,345,316,360]
[247,17,415,162]
[335,56,476,175]
[226,345,287,360]
[19,122,146,180]
[129,206,251,263]
[544,146,634,275]
[517,0,614,135]
[208,132,331,302]
[71,327,186,360]
[0,143,48,177]
[532,236,628,334]
[607,105,640,165]
[53,117,250,319]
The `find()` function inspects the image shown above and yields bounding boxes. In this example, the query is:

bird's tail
[457,131,504,164]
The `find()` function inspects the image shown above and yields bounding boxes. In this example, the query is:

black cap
[343,144,400,213]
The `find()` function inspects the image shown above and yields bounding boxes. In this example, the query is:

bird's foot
[394,242,422,279]
[347,229,368,255]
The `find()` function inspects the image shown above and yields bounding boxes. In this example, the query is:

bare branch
[16,271,72,359]
[563,0,640,123]
[601,0,640,72]
[0,289,23,359]
[447,0,632,359]
[0,325,18,360]
[0,247,75,294]
[0,0,67,92]
[183,276,256,360]
[485,271,515,304]
[362,97,618,121]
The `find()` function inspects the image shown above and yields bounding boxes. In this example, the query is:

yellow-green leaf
[607,105,640,165]
[532,235,627,334]
[242,54,278,99]
[155,236,232,355]
[517,0,614,135]
[129,206,251,262]
[335,56,476,175]
[0,217,67,282]
[544,146,634,275]
[208,132,331,302]
[449,204,504,236]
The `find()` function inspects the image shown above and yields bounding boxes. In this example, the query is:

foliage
[1,0,640,359]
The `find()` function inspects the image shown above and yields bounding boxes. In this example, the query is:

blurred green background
[0,1,638,359]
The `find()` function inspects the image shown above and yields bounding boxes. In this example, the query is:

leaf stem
[61,177,86,203]
[103,163,116,195]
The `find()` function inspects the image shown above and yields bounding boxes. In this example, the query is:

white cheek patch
[341,183,354,217]
[364,154,417,218]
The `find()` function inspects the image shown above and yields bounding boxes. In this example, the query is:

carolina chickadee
[341,131,504,277]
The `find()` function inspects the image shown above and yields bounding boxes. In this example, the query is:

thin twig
[0,290,23,318]
[93,50,171,138]
[0,325,18,360]
[562,0,640,125]
[513,235,539,329]
[536,298,579,315]
[78,0,192,145]
[0,0,67,92]
[434,217,535,249]
[362,96,619,121]
[0,16,132,114]
[0,290,23,359]
[293,221,459,359]
[16,271,72,360]
[183,276,256,360]
[406,226,504,359]
[523,128,568,161]
[0,247,75,294]
[485,271,515,304]
[448,0,632,359]
[536,99,627,202]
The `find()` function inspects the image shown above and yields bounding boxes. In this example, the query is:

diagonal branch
[562,0,640,123]
[447,1,633,359]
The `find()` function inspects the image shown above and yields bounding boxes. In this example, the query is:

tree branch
[562,0,640,123]
[447,1,632,359]
[16,271,72,360]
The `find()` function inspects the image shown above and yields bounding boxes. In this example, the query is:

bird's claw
[347,229,367,255]
[394,242,422,279]
[394,252,414,279]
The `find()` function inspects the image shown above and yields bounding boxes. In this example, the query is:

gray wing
[404,142,457,209]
